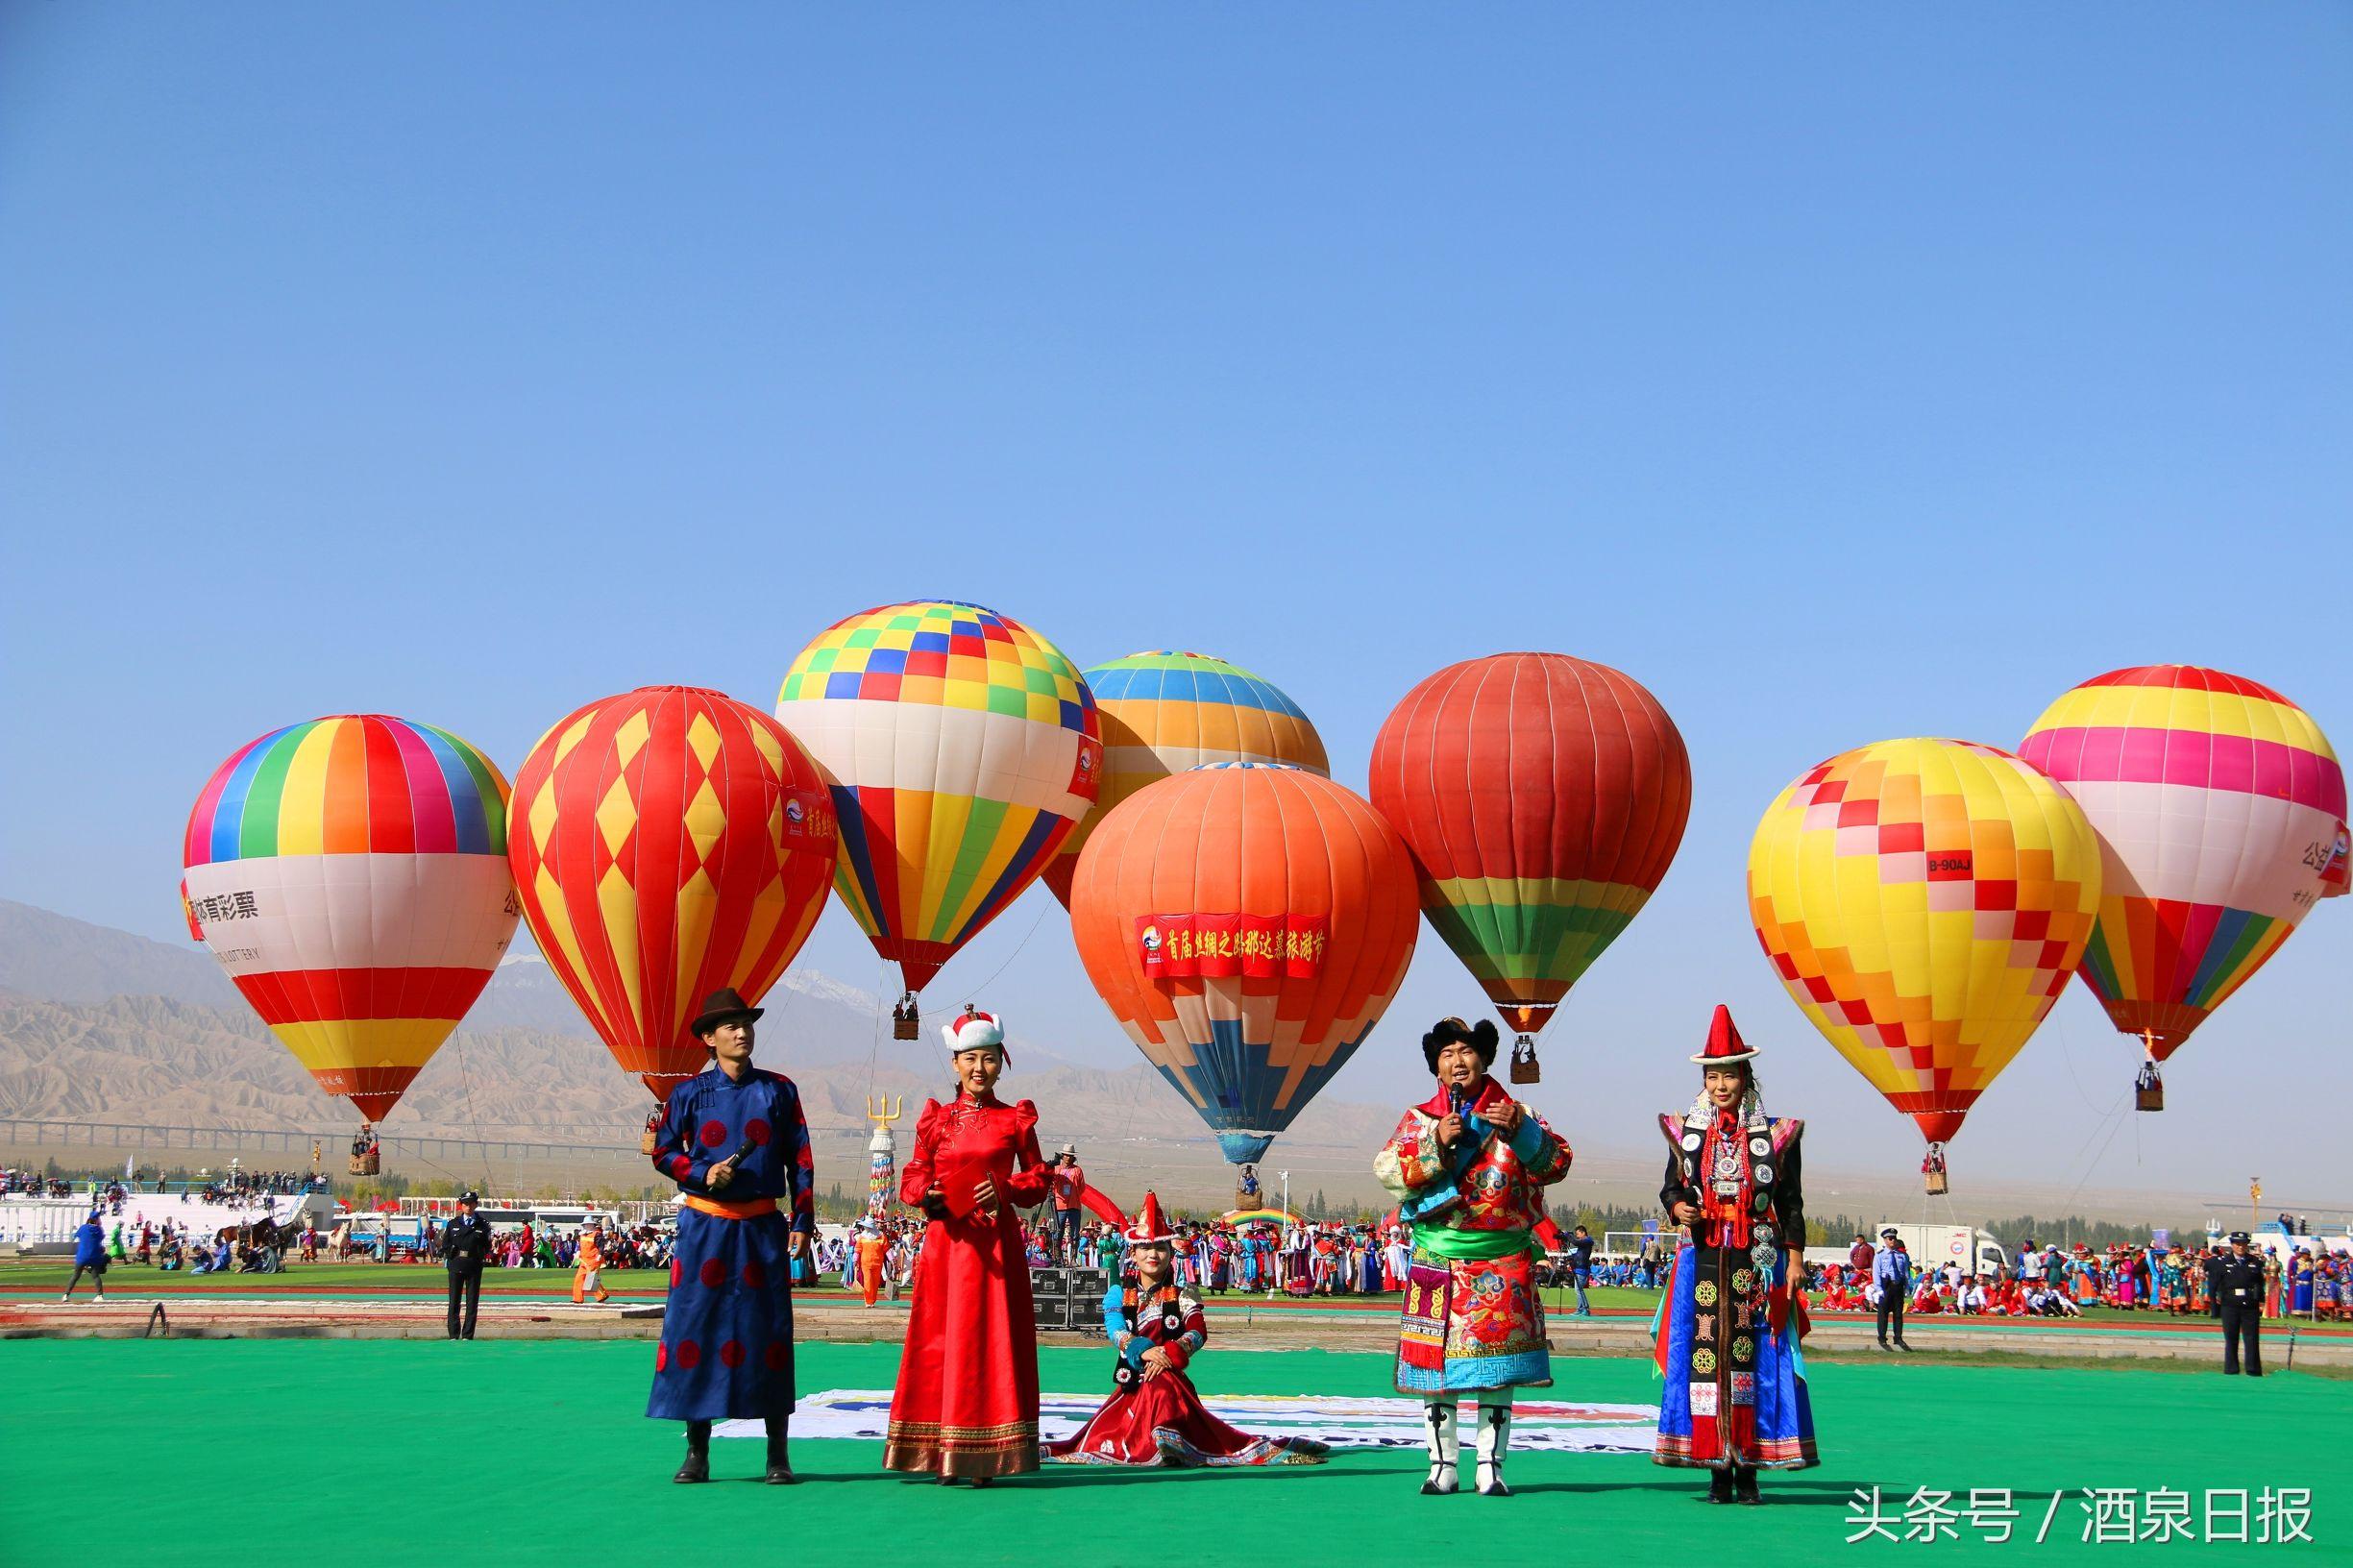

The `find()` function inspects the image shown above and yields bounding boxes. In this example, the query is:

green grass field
[1,1339,2337,1568]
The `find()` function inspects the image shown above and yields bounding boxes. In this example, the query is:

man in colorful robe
[647,987,815,1485]
[1653,1005,1818,1504]
[1374,1016,1573,1499]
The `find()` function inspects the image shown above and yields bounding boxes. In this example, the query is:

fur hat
[1421,1016,1499,1074]
[943,1006,1010,1063]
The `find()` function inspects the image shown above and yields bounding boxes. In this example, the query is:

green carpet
[0,1341,2337,1566]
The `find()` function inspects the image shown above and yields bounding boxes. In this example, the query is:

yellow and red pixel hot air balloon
[1747,738,2102,1188]
[183,715,521,1122]
[507,686,838,1100]
[2020,665,2346,1103]
[1042,650,1329,907]
[775,601,1100,1022]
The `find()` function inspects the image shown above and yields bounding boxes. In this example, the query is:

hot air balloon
[1040,651,1329,907]
[1368,652,1691,1084]
[775,600,1100,1034]
[1068,762,1419,1175]
[1747,738,2102,1189]
[507,686,838,1100]
[182,715,520,1124]
[2019,665,2346,1109]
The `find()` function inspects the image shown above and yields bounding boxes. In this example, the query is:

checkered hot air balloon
[2019,666,2346,1104]
[1747,738,2103,1188]
[1368,653,1692,1082]
[507,686,839,1100]
[183,715,521,1122]
[1069,763,1420,1169]
[1041,650,1329,908]
[774,601,1101,1024]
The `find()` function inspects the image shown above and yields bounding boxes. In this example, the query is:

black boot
[1703,1468,1733,1505]
[1735,1466,1761,1506]
[765,1422,797,1484]
[674,1419,711,1483]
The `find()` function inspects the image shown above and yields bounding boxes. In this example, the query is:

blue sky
[5,8,2347,1206]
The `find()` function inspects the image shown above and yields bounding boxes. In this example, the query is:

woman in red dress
[883,1008,1052,1484]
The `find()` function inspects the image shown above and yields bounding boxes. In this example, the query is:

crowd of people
[1799,1233,2350,1321]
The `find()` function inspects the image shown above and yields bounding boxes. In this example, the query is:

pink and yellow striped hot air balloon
[1748,738,2102,1187]
[507,687,839,1101]
[2020,665,2346,1102]
[183,716,521,1121]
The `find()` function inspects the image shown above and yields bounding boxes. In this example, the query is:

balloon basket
[2136,1083,2165,1113]
[1507,1035,1541,1085]
[348,1152,380,1177]
[891,992,920,1041]
[1924,1169,1948,1196]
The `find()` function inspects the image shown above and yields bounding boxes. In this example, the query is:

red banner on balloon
[1135,914,1328,979]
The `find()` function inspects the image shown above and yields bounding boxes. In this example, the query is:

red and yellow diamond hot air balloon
[507,686,838,1101]
[1747,738,2102,1188]
[2020,665,2346,1106]
[775,600,1100,1029]
[1368,652,1691,1082]
[1069,763,1419,1174]
[1041,650,1329,908]
[183,715,520,1123]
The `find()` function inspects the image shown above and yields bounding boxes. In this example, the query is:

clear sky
[5,8,2347,1210]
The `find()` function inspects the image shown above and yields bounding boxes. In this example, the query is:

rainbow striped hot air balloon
[2020,666,2346,1103]
[1041,651,1329,906]
[1747,738,2102,1187]
[775,601,1100,1022]
[183,716,520,1121]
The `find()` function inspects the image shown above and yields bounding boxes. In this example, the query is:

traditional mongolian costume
[1374,1017,1573,1499]
[647,989,815,1484]
[1653,1006,1818,1503]
[1045,1194,1330,1469]
[883,1009,1052,1482]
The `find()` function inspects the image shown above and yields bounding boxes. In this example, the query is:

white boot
[1420,1400,1458,1495]
[1475,1401,1512,1497]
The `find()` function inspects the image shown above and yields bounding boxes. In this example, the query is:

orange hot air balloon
[507,686,838,1099]
[1068,763,1419,1169]
[1368,652,1691,1080]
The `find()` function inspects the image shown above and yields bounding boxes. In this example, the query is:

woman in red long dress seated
[883,1008,1053,1485]
[1046,1193,1329,1469]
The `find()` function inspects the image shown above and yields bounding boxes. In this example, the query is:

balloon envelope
[1747,738,2101,1146]
[1042,650,1329,906]
[1069,762,1419,1165]
[183,715,520,1120]
[1368,652,1691,1038]
[2020,665,2345,1061]
[507,686,838,1098]
[775,600,1099,993]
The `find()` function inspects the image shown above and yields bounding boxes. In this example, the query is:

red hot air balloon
[1368,653,1691,1080]
[1069,763,1419,1173]
[507,687,838,1100]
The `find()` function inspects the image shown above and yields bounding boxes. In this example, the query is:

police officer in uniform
[443,1191,493,1340]
[2206,1232,2266,1376]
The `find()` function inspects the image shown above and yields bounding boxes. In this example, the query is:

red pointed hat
[1123,1190,1178,1245]
[1690,1004,1760,1065]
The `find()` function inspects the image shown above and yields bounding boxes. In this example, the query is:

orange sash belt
[682,1194,777,1220]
